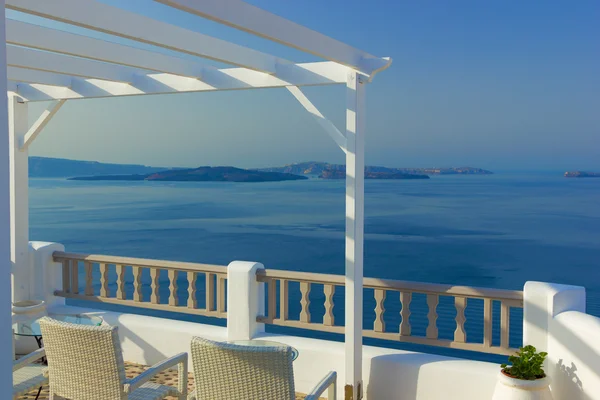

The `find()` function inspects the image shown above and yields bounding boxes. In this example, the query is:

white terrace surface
[1,1,599,399]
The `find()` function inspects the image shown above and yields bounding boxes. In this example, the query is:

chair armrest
[125,352,188,395]
[13,348,46,372]
[304,371,337,400]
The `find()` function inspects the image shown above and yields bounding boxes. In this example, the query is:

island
[564,171,600,178]
[69,166,307,183]
[258,162,492,177]
[319,169,429,180]
[30,156,493,181]
[29,156,168,178]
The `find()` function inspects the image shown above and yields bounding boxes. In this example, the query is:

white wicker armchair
[12,331,48,400]
[189,337,336,400]
[38,316,188,400]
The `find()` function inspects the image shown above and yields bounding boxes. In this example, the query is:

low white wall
[524,281,600,400]
[49,304,227,367]
[549,311,600,400]
[49,305,498,400]
[254,332,499,400]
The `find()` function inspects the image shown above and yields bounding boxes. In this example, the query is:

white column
[523,281,586,363]
[344,71,366,400]
[226,261,265,341]
[9,96,29,302]
[29,241,66,308]
[0,0,16,391]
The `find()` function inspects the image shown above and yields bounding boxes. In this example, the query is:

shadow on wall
[100,312,168,364]
[549,311,600,400]
[555,359,584,399]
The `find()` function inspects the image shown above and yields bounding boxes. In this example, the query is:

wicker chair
[12,331,48,400]
[38,316,188,400]
[189,337,336,400]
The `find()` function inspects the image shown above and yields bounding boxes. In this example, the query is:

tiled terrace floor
[17,361,316,400]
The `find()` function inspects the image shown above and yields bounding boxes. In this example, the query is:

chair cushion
[13,364,48,396]
[129,382,179,400]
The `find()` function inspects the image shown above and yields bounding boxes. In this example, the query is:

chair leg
[34,386,42,400]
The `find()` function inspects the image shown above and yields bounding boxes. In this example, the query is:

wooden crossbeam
[6,19,205,79]
[20,100,66,150]
[156,0,392,78]
[286,86,346,153]
[6,0,287,73]
[9,62,350,102]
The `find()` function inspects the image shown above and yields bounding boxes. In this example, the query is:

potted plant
[492,345,553,400]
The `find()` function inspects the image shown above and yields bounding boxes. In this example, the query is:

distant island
[319,169,429,180]
[564,171,600,178]
[29,157,494,181]
[69,166,307,183]
[258,162,492,177]
[29,156,168,178]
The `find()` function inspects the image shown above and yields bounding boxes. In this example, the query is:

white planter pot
[12,299,47,324]
[492,371,553,400]
[12,300,48,355]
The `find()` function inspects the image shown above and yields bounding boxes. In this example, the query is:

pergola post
[344,71,366,400]
[8,95,29,302]
[1,0,16,391]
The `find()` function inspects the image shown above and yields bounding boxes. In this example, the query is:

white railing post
[227,261,265,341]
[29,242,66,308]
[9,95,29,303]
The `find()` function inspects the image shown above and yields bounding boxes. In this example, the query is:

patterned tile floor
[17,361,316,400]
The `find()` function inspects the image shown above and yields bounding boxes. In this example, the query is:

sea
[29,173,600,362]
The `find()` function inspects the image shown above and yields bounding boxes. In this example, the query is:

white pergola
[0,1,391,398]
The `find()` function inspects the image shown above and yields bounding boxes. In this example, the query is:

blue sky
[19,0,600,171]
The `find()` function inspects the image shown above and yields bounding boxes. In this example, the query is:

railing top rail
[257,269,345,285]
[363,277,523,301]
[257,269,523,302]
[53,251,228,274]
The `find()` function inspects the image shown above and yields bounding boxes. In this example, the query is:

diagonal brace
[286,86,346,153]
[19,99,66,150]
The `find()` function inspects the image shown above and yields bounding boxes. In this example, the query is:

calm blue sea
[29,174,600,362]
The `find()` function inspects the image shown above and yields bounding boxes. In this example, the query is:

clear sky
[18,0,600,171]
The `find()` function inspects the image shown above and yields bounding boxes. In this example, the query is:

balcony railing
[256,269,523,356]
[53,251,228,318]
[52,252,523,356]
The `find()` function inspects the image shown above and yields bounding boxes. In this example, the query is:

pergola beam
[20,100,67,151]
[155,0,392,78]
[6,19,205,79]
[7,45,139,83]
[9,62,350,102]
[5,0,288,74]
[286,86,346,153]
[7,67,72,88]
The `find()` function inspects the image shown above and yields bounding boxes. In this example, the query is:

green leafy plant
[501,345,547,380]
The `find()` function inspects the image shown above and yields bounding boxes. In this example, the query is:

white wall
[549,311,600,399]
[27,244,501,399]
[255,332,499,400]
[49,304,498,400]
[32,246,600,399]
[524,282,600,400]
